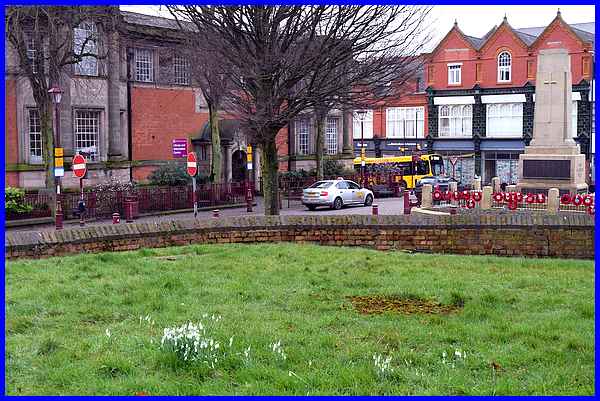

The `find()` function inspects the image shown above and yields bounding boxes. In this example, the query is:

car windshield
[308,181,333,189]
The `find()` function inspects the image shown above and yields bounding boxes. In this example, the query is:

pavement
[6,196,406,233]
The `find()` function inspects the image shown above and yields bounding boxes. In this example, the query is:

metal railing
[8,182,255,221]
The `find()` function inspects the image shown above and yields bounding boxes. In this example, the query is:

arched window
[498,51,511,82]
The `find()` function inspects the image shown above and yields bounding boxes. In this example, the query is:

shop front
[480,140,525,186]
[432,140,476,185]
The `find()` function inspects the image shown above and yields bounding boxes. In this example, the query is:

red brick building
[423,11,594,185]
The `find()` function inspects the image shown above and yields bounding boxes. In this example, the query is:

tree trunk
[260,139,280,216]
[208,103,222,183]
[314,113,326,180]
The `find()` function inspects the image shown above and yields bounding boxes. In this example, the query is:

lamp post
[48,86,64,230]
[355,110,367,187]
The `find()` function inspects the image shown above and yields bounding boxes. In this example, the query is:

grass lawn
[5,243,594,395]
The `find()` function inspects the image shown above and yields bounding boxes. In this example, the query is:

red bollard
[403,190,411,215]
[372,204,379,215]
[246,187,253,212]
[112,212,120,224]
[212,209,220,218]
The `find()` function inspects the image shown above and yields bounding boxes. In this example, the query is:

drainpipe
[126,48,133,182]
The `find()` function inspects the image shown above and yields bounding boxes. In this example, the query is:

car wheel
[307,205,316,211]
[332,197,343,210]
[364,194,373,206]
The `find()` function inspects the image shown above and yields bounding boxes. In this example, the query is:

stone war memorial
[517,48,588,194]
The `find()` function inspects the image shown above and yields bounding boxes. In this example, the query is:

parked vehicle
[353,153,445,193]
[302,179,374,211]
[413,175,459,203]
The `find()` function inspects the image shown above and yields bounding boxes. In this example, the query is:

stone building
[5,8,129,188]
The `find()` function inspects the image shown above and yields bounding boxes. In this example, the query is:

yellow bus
[353,153,445,190]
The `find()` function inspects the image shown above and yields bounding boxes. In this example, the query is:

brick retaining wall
[4,213,594,260]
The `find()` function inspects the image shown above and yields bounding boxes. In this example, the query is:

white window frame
[28,108,43,164]
[448,63,462,85]
[173,55,190,85]
[134,48,154,82]
[295,119,310,155]
[326,117,338,155]
[438,105,472,137]
[386,107,424,139]
[497,51,511,83]
[353,110,373,139]
[486,103,523,138]
[74,21,98,76]
[74,109,100,161]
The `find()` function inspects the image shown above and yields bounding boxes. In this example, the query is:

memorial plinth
[517,48,587,194]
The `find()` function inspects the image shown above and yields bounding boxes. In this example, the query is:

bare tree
[167,6,432,215]
[5,6,119,201]
[178,34,230,183]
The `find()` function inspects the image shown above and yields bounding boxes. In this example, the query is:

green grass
[5,243,594,395]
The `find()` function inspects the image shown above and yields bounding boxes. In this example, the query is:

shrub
[308,160,355,178]
[5,187,33,214]
[93,177,137,214]
[279,169,312,181]
[149,162,208,186]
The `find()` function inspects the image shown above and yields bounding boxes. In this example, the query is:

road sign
[54,167,64,177]
[54,147,64,157]
[72,153,87,179]
[187,152,198,177]
[172,139,188,158]
[246,144,253,170]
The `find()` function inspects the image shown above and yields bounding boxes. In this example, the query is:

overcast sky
[120,5,595,50]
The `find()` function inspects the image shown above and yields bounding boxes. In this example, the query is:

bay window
[438,105,472,137]
[386,107,424,138]
[486,103,523,137]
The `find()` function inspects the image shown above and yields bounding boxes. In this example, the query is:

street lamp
[49,86,64,230]
[355,110,367,187]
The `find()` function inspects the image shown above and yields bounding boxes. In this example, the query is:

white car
[302,179,374,211]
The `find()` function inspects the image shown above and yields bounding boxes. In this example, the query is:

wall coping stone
[5,213,594,253]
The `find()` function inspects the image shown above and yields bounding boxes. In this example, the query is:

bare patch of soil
[348,295,462,315]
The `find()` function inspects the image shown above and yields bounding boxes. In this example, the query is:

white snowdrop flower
[308,360,312,367]
[442,351,447,358]
[454,350,461,358]
[105,329,111,338]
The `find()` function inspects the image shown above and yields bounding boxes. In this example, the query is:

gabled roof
[527,11,594,49]
[428,21,479,57]
[431,12,595,55]
[478,16,530,52]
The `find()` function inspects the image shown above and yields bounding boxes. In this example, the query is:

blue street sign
[54,167,65,177]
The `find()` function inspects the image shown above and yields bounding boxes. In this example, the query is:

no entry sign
[187,152,197,177]
[72,153,87,179]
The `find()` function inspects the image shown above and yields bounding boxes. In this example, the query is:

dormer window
[498,51,511,82]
